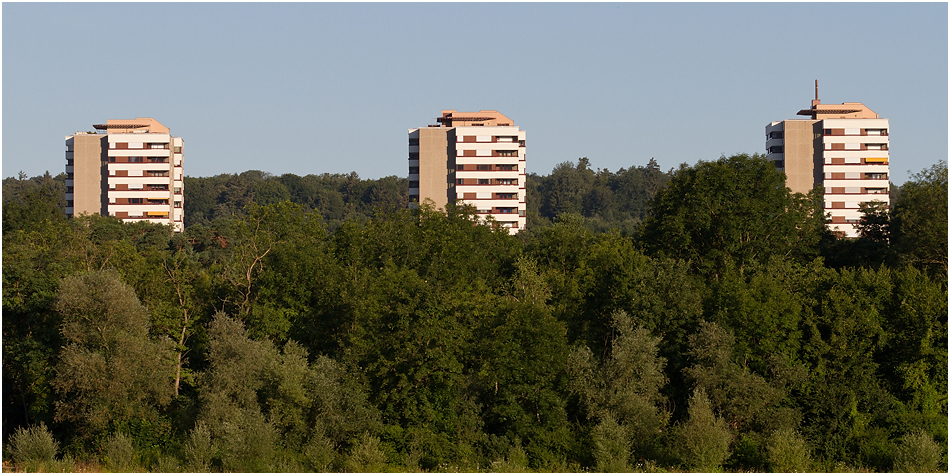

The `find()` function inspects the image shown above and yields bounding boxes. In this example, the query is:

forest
[2,154,947,472]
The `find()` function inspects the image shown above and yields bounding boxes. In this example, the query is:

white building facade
[766,96,889,238]
[409,110,526,233]
[66,118,184,232]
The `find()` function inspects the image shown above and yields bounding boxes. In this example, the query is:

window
[768,131,784,139]
[456,179,463,185]
[174,187,182,194]
[496,164,517,171]
[768,146,783,154]
[478,179,490,185]
[477,164,492,171]
[409,167,419,174]
[129,198,143,204]
[496,193,516,200]
[497,178,517,185]
[409,181,419,188]
[408,138,419,145]
[496,150,517,157]
[174,146,182,153]
[175,201,182,208]
[457,164,465,171]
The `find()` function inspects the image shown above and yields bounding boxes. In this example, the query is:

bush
[183,422,214,472]
[152,454,181,473]
[675,388,732,471]
[6,422,59,466]
[101,432,135,472]
[893,430,945,473]
[344,433,387,472]
[592,416,631,472]
[765,427,812,472]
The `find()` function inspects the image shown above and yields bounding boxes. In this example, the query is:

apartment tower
[766,87,889,237]
[409,110,526,233]
[66,118,184,232]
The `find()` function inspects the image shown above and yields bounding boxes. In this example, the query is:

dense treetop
[2,155,946,472]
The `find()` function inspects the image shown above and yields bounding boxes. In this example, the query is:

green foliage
[590,415,631,472]
[101,432,135,472]
[891,160,948,275]
[531,157,669,232]
[684,320,789,434]
[640,153,826,273]
[2,158,948,471]
[765,427,812,472]
[343,433,387,472]
[675,388,732,472]
[893,430,946,473]
[182,422,214,472]
[52,270,175,439]
[568,310,669,462]
[6,422,59,465]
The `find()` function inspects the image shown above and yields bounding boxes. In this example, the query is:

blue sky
[3,2,946,185]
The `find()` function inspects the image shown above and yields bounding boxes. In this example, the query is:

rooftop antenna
[812,79,820,107]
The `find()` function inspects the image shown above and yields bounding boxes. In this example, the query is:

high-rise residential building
[65,118,184,232]
[766,88,889,237]
[408,110,526,233]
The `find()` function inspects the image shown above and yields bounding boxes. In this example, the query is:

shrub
[6,422,59,466]
[183,422,214,472]
[592,415,631,472]
[765,427,812,472]
[102,432,135,472]
[344,433,387,472]
[893,430,945,473]
[675,388,731,472]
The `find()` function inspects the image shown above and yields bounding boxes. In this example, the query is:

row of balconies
[456,178,519,186]
[824,187,889,195]
[108,156,169,163]
[109,143,171,150]
[823,157,888,165]
[823,128,888,136]
[823,142,888,151]
[456,164,519,171]
[824,172,888,180]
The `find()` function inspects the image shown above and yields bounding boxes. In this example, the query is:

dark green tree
[640,153,826,274]
[891,160,948,275]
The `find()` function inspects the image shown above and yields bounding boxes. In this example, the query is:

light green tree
[893,430,945,472]
[765,427,812,472]
[675,387,732,472]
[568,310,669,466]
[52,270,175,438]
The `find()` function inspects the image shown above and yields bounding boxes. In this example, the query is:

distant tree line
[2,155,946,472]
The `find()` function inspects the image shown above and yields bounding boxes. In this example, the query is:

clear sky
[2,2,946,185]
